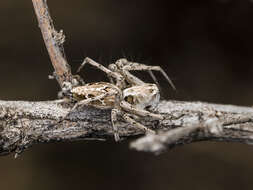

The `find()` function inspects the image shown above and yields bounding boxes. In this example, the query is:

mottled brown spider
[61,57,175,141]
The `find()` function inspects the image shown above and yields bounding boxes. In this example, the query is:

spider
[61,57,175,141]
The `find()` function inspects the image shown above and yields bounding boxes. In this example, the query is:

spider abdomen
[71,82,121,108]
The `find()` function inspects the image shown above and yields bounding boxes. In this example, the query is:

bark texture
[0,99,253,156]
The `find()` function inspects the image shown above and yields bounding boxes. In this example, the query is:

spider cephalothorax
[63,57,175,141]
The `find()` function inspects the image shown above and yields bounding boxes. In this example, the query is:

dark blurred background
[1,0,253,189]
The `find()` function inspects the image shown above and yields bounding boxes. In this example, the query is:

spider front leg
[124,64,176,90]
[77,57,125,88]
[115,59,176,90]
[77,57,112,75]
[109,60,145,86]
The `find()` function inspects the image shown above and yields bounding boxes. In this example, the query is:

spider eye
[124,95,134,104]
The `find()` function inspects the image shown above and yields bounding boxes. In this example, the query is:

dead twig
[32,0,73,87]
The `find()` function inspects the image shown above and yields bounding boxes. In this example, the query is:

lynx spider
[62,57,175,141]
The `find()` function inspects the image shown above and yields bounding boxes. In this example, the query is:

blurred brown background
[1,0,253,189]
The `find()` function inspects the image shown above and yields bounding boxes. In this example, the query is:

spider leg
[122,113,155,134]
[116,59,160,87]
[120,101,164,120]
[108,63,128,88]
[111,88,154,141]
[77,57,111,74]
[147,70,162,92]
[121,70,146,86]
[111,108,121,141]
[114,59,145,86]
[77,57,125,88]
[121,61,176,90]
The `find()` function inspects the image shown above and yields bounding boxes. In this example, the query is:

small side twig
[32,0,73,87]
[130,125,202,154]
[130,101,253,154]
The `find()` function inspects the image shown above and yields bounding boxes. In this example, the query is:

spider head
[115,58,128,69]
[123,84,160,110]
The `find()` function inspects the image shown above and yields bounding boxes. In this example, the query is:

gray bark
[0,99,253,156]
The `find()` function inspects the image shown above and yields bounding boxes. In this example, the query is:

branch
[32,0,73,87]
[1,99,253,157]
[131,101,253,154]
